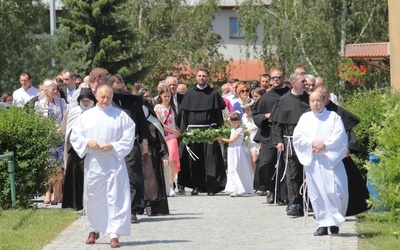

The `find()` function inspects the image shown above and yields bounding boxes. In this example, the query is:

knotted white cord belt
[281,135,293,181]
[185,123,217,161]
[273,151,281,205]
[272,135,292,205]
[300,169,309,225]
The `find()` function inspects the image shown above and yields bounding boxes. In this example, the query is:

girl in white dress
[241,99,260,178]
[218,112,253,197]
[154,86,181,197]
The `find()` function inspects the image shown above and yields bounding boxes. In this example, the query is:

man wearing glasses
[304,74,316,94]
[270,72,310,217]
[252,68,289,204]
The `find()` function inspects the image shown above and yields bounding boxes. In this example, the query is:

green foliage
[237,0,389,94]
[344,88,400,213]
[368,92,400,211]
[181,125,232,144]
[180,124,248,144]
[343,88,392,173]
[122,0,227,87]
[59,0,140,80]
[0,107,62,209]
[0,0,55,93]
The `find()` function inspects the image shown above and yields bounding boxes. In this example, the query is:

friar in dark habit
[178,69,227,196]
[270,72,309,217]
[252,68,290,204]
[112,89,152,221]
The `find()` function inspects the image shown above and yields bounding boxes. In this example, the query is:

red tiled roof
[345,42,390,60]
[226,60,266,82]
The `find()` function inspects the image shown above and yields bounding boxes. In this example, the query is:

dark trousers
[125,145,145,214]
[254,140,277,191]
[285,153,303,206]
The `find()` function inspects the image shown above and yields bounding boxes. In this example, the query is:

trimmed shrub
[368,92,400,211]
[344,88,400,212]
[0,106,62,209]
[343,87,393,175]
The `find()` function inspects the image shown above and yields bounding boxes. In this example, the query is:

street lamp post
[50,0,56,36]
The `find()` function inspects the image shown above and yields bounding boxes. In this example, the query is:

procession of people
[1,65,370,247]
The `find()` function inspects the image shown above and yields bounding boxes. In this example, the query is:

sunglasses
[271,76,281,81]
[299,80,307,84]
[240,89,250,93]
[305,84,315,87]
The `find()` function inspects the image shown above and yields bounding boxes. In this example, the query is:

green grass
[357,212,400,250]
[0,209,78,250]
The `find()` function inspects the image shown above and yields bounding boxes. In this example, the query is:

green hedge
[368,92,400,211]
[344,88,400,212]
[0,106,62,209]
[343,88,392,174]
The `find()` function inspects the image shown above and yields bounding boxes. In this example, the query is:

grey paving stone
[42,192,358,250]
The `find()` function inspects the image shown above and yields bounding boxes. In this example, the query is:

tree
[58,0,227,88]
[122,0,227,86]
[59,0,141,81]
[0,0,56,93]
[237,0,389,94]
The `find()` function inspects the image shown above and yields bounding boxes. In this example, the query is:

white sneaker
[230,193,241,197]
[169,188,176,197]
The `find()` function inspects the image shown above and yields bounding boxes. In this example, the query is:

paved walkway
[42,191,358,250]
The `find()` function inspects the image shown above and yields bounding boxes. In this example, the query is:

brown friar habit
[141,102,170,215]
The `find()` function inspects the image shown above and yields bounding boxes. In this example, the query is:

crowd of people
[0,65,370,247]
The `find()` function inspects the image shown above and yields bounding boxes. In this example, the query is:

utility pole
[50,0,56,36]
[49,0,56,67]
[388,0,400,90]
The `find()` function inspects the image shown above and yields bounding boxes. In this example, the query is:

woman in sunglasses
[232,82,251,116]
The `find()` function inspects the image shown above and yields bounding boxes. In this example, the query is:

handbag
[163,107,172,137]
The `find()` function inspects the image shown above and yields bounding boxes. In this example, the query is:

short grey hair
[304,74,316,85]
[165,76,178,85]
[289,72,302,84]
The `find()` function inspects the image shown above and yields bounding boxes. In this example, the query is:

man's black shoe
[191,187,199,195]
[287,204,304,217]
[266,191,274,204]
[330,226,339,234]
[314,227,328,236]
[178,185,185,194]
[207,192,215,196]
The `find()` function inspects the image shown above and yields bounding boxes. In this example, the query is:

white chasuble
[70,105,135,236]
[293,108,349,227]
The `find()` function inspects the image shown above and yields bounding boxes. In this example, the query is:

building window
[230,18,245,38]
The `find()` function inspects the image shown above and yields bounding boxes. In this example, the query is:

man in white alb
[293,91,349,236]
[70,85,135,248]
